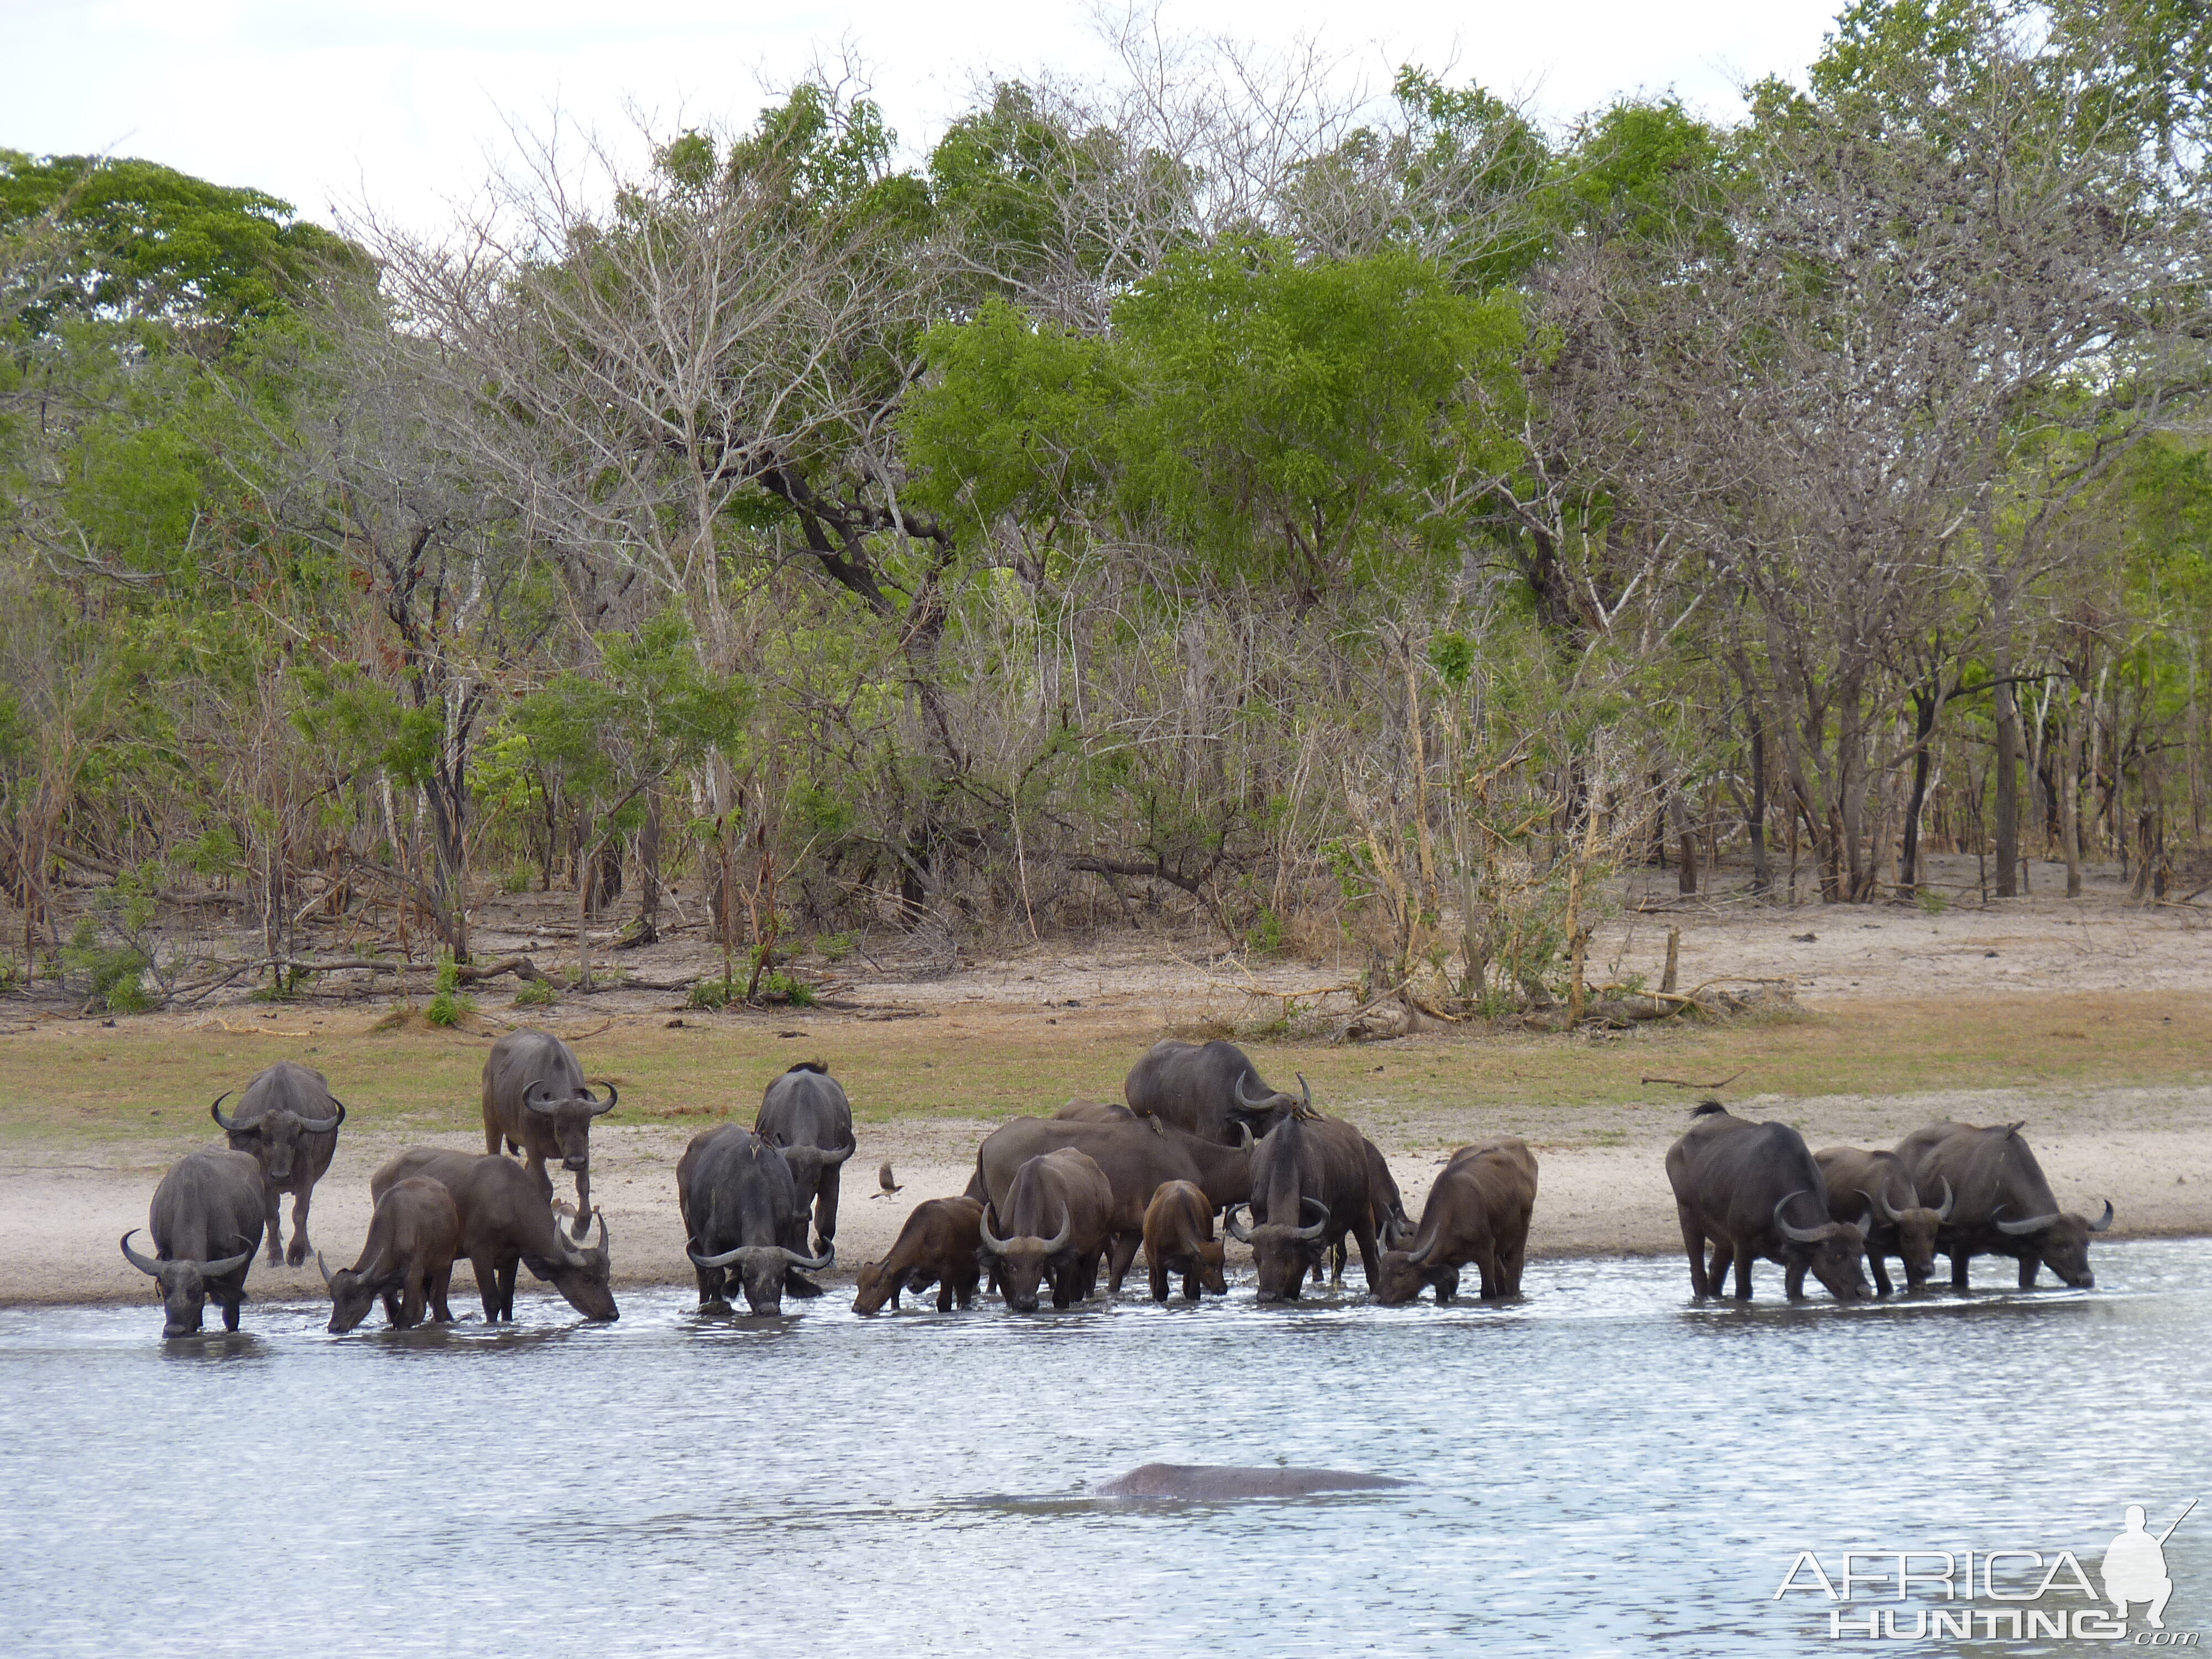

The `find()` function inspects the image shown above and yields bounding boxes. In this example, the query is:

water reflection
[3,1240,2209,1657]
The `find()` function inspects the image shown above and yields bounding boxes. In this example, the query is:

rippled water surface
[6,1240,2211,1657]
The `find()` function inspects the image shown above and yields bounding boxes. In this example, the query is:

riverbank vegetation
[4,0,2210,1025]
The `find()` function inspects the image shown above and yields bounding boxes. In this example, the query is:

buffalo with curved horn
[1238,1100,1389,1301]
[210,1061,345,1266]
[1373,1139,1539,1306]
[755,1062,858,1258]
[677,1125,834,1315]
[1815,1145,1952,1295]
[977,1147,1115,1313]
[122,1147,265,1336]
[483,1029,616,1240]
[1895,1120,2111,1290]
[1667,1102,1870,1302]
[1124,1040,1312,1145]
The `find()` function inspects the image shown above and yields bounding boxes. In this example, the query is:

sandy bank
[11,1084,2206,1310]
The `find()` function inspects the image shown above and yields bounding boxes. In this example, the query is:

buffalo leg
[397,1274,426,1330]
[953,1263,979,1308]
[2019,1256,2039,1290]
[1354,1215,1384,1293]
[471,1252,502,1320]
[1474,1245,1501,1301]
[381,1287,402,1324]
[429,1264,455,1322]
[1868,1249,1894,1297]
[1678,1207,1713,1297]
[495,1258,519,1320]
[1182,1267,1200,1301]
[936,1279,955,1313]
[813,1172,841,1257]
[1502,1237,1526,1297]
[1434,1269,1460,1305]
[262,1184,285,1266]
[1951,1248,1971,1290]
[1732,1241,1756,1301]
[695,1264,728,1312]
[286,1184,314,1266]
[484,1110,502,1157]
[1150,1256,1171,1303]
[1107,1232,1141,1296]
[1707,1240,1731,1293]
[1784,1258,1808,1300]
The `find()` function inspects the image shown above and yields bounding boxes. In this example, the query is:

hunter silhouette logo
[2104,1500,2193,1631]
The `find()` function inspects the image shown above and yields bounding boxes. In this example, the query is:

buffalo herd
[118,1032,2113,1338]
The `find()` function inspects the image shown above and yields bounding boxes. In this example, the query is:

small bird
[873,1161,902,1199]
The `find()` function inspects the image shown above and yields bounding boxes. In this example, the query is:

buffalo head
[1871,1176,1952,1289]
[976,1203,1069,1314]
[852,1260,898,1316]
[211,1091,343,1184]
[320,1249,385,1334]
[1224,1196,1329,1302]
[687,1227,832,1317]
[1772,1192,1872,1301]
[1994,1198,2111,1288]
[539,1211,620,1320]
[1371,1244,1442,1307]
[525,1079,616,1172]
[121,1229,252,1338]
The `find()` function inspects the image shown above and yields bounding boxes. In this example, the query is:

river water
[5,1240,2209,1657]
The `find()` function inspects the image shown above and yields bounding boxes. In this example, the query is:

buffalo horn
[1232,1120,1254,1151]
[977,1204,1009,1255]
[782,1241,836,1272]
[523,1081,560,1116]
[209,1092,242,1134]
[1933,1177,1955,1222]
[1223,1204,1254,1243]
[1292,1196,1329,1241]
[1234,1072,1266,1110]
[1297,1074,1314,1115]
[1867,1187,1898,1225]
[1036,1211,1073,1256]
[559,1211,608,1266]
[200,1244,254,1278]
[1772,1192,1830,1244]
[296,1097,345,1135]
[2088,1199,2114,1233]
[587,1083,618,1117]
[1992,1206,2062,1236]
[119,1230,162,1277]
[820,1141,857,1167]
[317,1251,333,1288]
[686,1234,753,1270]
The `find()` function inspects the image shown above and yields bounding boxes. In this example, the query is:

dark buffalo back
[1123,1040,1300,1144]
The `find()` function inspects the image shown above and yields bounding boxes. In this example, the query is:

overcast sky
[8,1,1844,227]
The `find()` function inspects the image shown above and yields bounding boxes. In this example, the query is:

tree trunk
[633,786,662,945]
[1668,785,1699,896]
[1898,682,1940,899]
[2061,702,2084,898]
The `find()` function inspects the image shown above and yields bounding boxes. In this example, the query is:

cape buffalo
[1142,1179,1227,1302]
[1667,1102,1870,1302]
[756,1062,857,1256]
[371,1148,617,1322]
[1815,1145,1954,1295]
[1895,1120,2111,1289]
[321,1175,460,1332]
[978,1147,1115,1312]
[1374,1138,1538,1305]
[678,1125,835,1316]
[853,1197,984,1314]
[1054,1098,1145,1126]
[1123,1040,1312,1144]
[967,1116,1253,1293]
[481,1029,615,1239]
[1228,1109,1385,1301]
[120,1149,264,1337]
[211,1060,345,1266]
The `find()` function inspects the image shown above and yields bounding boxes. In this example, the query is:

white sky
[6,1,1844,227]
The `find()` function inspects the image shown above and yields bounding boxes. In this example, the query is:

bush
[503,859,541,895]
[686,975,736,1010]
[1914,886,1949,915]
[512,978,557,1008]
[764,971,816,1007]
[424,951,477,1027]
[812,931,857,963]
[63,920,154,1014]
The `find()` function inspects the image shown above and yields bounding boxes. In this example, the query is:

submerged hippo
[1094,1463,1408,1500]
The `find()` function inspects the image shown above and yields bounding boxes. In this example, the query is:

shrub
[1914,886,1949,915]
[424,951,477,1027]
[512,978,557,1008]
[686,975,735,1010]
[63,920,153,1014]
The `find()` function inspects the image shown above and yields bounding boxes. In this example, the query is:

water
[6,1241,2211,1658]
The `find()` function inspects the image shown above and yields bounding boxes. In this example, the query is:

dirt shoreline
[12,1084,2206,1310]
